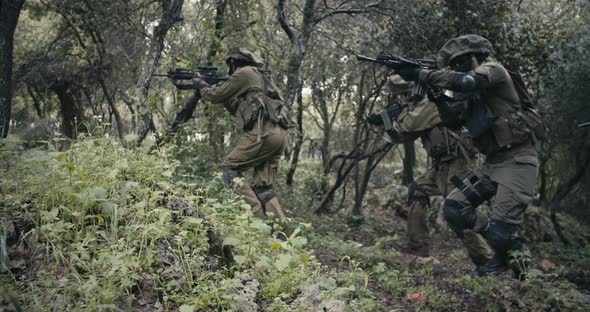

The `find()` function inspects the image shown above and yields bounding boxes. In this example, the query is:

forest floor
[2,137,590,311]
[291,190,590,311]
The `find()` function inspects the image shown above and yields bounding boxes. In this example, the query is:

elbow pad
[448,73,480,92]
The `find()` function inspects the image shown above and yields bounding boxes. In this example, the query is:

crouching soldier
[397,35,541,278]
[367,75,489,261]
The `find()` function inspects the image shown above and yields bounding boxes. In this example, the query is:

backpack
[508,71,547,142]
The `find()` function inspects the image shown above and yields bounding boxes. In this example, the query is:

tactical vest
[422,125,476,162]
[452,63,539,156]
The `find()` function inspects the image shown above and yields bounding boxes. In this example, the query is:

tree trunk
[402,141,415,185]
[51,83,80,139]
[26,84,44,118]
[135,0,183,145]
[286,87,303,186]
[0,0,26,138]
[98,78,125,139]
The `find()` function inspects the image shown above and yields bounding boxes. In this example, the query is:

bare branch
[277,0,297,45]
[315,0,383,23]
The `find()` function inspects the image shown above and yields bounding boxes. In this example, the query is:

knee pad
[407,181,429,205]
[443,199,477,238]
[450,173,496,207]
[252,185,277,206]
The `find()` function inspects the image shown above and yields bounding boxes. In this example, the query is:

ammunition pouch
[491,111,538,149]
[434,91,494,139]
[257,68,292,129]
[231,93,264,132]
[519,108,547,142]
[434,98,467,130]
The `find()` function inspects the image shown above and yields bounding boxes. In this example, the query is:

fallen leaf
[411,293,426,301]
[541,259,557,271]
[414,256,440,265]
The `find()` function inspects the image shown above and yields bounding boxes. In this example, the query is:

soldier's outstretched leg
[220,166,266,219]
[444,171,496,270]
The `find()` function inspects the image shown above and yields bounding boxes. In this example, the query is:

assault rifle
[356,53,437,100]
[153,66,228,90]
[153,66,229,146]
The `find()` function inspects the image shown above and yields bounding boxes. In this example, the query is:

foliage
[0,135,386,310]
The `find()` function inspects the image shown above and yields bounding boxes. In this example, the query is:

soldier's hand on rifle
[396,67,420,81]
[191,77,210,90]
[366,113,384,126]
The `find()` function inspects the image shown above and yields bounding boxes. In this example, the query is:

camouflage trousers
[443,148,538,266]
[222,122,288,224]
[406,156,484,256]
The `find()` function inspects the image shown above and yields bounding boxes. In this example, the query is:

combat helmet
[437,34,494,68]
[226,47,263,67]
[388,74,413,96]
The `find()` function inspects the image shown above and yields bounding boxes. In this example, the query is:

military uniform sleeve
[201,68,251,104]
[417,62,508,91]
[473,62,510,88]
[393,99,441,134]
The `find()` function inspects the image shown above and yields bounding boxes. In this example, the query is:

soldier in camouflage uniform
[194,47,290,233]
[397,35,539,278]
[368,75,489,260]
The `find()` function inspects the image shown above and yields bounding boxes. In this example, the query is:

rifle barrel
[356,54,379,62]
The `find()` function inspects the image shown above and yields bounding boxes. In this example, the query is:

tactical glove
[191,78,210,90]
[366,113,384,126]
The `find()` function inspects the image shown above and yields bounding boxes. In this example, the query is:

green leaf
[184,217,203,225]
[101,201,114,215]
[179,305,196,312]
[234,255,246,265]
[222,237,240,246]
[274,254,291,271]
[290,236,307,249]
[251,219,272,235]
[255,255,273,269]
[333,286,355,297]
[62,163,76,171]
[271,242,282,250]
[93,187,108,201]
[372,262,386,273]
[299,253,309,263]
[56,153,67,161]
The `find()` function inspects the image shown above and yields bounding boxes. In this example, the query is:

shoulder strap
[507,70,534,109]
[447,129,474,164]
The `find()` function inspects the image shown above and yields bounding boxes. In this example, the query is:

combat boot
[396,242,429,257]
[476,254,508,276]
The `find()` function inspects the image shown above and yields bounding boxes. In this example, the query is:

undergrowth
[0,135,379,311]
